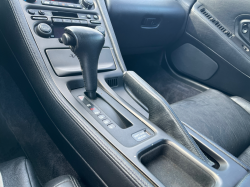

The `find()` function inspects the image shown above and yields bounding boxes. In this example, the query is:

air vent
[106,78,118,88]
[200,8,233,38]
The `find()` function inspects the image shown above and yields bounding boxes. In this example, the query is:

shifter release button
[132,130,151,142]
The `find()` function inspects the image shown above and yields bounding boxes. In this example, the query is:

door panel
[169,0,250,100]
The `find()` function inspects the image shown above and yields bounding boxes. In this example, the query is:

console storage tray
[140,143,215,187]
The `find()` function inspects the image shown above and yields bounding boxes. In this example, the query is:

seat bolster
[231,96,250,115]
[0,157,40,187]
[238,146,250,168]
[44,175,80,187]
[171,89,250,156]
[236,173,250,187]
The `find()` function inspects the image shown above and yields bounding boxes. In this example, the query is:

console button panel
[71,91,154,147]
[28,9,101,38]
[79,95,117,128]
[42,0,83,9]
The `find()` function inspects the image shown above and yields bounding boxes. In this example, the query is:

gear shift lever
[61,26,105,99]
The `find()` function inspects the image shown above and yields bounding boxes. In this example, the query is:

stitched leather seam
[127,72,207,163]
[182,122,250,171]
[53,179,71,187]
[24,159,34,187]
[237,173,250,187]
[7,1,150,186]
[69,175,80,187]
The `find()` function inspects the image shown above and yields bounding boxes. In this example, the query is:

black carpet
[0,65,83,186]
[0,115,24,163]
[124,53,202,104]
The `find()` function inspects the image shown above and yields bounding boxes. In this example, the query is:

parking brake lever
[123,71,214,166]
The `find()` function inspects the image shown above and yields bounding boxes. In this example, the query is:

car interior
[1,0,250,186]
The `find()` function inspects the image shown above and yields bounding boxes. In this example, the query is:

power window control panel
[239,20,250,45]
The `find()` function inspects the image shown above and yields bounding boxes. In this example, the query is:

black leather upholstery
[231,97,250,115]
[44,175,80,187]
[0,157,40,187]
[236,173,250,187]
[239,146,250,168]
[171,89,250,157]
[0,157,81,187]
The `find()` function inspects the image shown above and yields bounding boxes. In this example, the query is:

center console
[3,0,250,186]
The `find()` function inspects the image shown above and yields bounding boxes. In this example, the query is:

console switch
[132,130,151,142]
[42,0,82,9]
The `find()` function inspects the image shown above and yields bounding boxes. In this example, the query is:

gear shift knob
[61,26,105,99]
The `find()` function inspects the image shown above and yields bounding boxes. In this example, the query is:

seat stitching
[69,175,79,187]
[183,121,250,171]
[237,173,250,187]
[24,159,34,187]
[52,179,71,187]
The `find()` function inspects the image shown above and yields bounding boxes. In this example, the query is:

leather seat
[0,157,80,187]
[171,89,250,168]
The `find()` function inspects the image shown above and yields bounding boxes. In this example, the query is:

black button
[51,1,59,6]
[59,2,67,7]
[72,19,80,24]
[63,19,72,23]
[132,130,151,142]
[107,124,116,129]
[80,20,88,25]
[53,18,63,23]
[42,1,50,5]
[93,15,98,20]
[28,9,36,15]
[78,14,87,19]
[98,115,106,120]
[90,20,101,24]
[103,119,111,125]
[67,3,75,8]
[74,4,82,8]
[38,10,45,15]
[90,107,100,115]
[86,14,91,19]
[31,16,48,20]
[39,23,51,33]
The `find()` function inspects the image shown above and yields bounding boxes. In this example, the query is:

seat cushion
[44,175,80,187]
[239,146,250,168]
[0,157,40,187]
[171,89,250,157]
[231,96,250,115]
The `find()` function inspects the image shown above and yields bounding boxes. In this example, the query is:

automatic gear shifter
[61,26,105,99]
